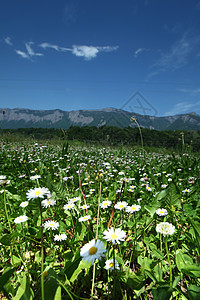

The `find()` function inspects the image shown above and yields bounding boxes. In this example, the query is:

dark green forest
[1,126,200,152]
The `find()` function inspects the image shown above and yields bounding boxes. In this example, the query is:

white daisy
[156,208,168,216]
[26,187,50,200]
[80,239,106,265]
[44,220,59,230]
[54,233,67,241]
[156,222,175,236]
[68,197,81,203]
[30,175,41,180]
[115,201,128,210]
[14,215,28,224]
[100,200,112,209]
[80,204,90,210]
[105,258,119,271]
[20,201,29,208]
[41,199,56,208]
[63,202,75,210]
[78,215,91,222]
[103,227,126,245]
[126,204,141,213]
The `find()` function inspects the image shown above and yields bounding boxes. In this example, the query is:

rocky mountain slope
[1,108,200,130]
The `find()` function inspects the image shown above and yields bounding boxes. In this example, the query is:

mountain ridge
[1,107,200,131]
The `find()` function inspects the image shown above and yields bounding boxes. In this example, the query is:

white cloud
[4,36,13,46]
[39,42,118,60]
[15,42,43,59]
[134,48,145,57]
[15,50,29,59]
[72,45,118,60]
[180,88,200,95]
[164,101,200,116]
[39,42,71,52]
[147,32,200,79]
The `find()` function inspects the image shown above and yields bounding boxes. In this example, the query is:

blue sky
[1,0,200,116]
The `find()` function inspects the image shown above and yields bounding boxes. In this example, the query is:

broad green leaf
[54,286,62,300]
[152,286,173,300]
[188,217,200,252]
[176,249,193,272]
[188,284,200,300]
[126,270,146,291]
[0,268,14,291]
[181,265,200,277]
[13,274,34,300]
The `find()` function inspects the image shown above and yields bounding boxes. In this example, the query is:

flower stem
[165,238,172,286]
[3,190,13,264]
[91,183,101,298]
[39,199,45,300]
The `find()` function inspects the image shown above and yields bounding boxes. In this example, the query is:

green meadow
[0,137,200,299]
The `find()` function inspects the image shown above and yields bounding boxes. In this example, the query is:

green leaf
[188,284,200,300]
[44,268,60,300]
[172,276,181,289]
[70,260,90,283]
[156,190,167,201]
[188,217,200,252]
[12,255,21,267]
[0,234,13,246]
[152,285,173,300]
[64,255,82,280]
[181,265,200,277]
[0,268,14,291]
[13,274,34,300]
[126,271,146,291]
[54,286,62,300]
[175,249,193,272]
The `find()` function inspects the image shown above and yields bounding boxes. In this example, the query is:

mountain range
[1,108,200,131]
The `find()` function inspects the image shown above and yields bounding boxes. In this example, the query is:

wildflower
[156,208,168,216]
[146,186,152,191]
[105,258,119,271]
[161,184,168,189]
[156,222,175,236]
[182,188,191,193]
[20,201,29,208]
[14,215,28,224]
[103,227,126,245]
[80,204,90,210]
[126,204,141,213]
[30,175,41,180]
[115,201,128,210]
[26,187,50,200]
[80,239,106,265]
[63,202,75,210]
[68,197,81,203]
[44,220,59,230]
[54,233,67,241]
[100,200,112,209]
[41,199,56,208]
[78,215,91,222]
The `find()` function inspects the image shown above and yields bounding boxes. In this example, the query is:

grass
[0,138,200,299]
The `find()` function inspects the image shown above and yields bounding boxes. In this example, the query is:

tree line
[1,126,200,152]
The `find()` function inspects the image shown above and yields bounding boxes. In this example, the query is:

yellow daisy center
[35,191,41,196]
[109,263,114,268]
[160,210,163,214]
[119,205,124,208]
[47,201,51,204]
[131,207,136,210]
[89,246,97,255]
[111,233,118,239]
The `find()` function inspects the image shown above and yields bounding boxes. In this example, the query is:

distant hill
[0,108,200,131]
